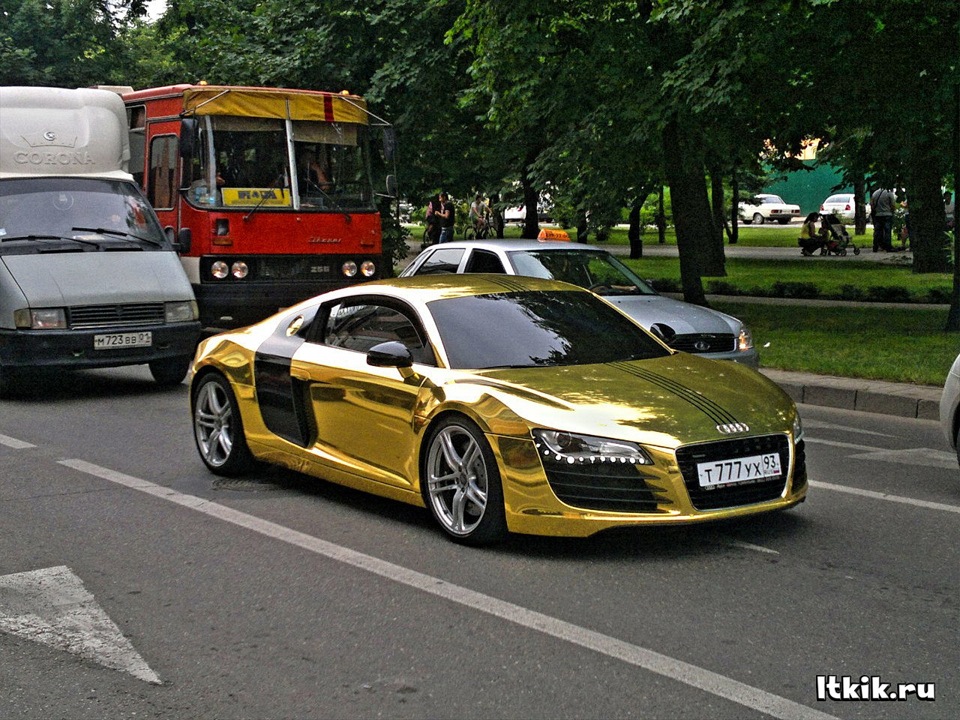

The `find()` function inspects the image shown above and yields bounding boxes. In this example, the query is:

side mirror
[366,341,413,368]
[175,227,192,254]
[385,174,398,198]
[179,118,198,158]
[650,323,676,345]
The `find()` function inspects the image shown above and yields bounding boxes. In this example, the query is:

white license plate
[697,452,782,488]
[93,331,152,349]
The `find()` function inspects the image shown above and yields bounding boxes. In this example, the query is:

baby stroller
[820,213,860,256]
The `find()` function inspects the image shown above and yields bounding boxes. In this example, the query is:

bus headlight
[165,301,199,323]
[360,260,377,278]
[342,261,358,278]
[231,261,249,279]
[211,261,229,279]
[14,308,67,329]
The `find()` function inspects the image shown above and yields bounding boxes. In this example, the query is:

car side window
[464,250,506,274]
[319,301,435,365]
[414,247,464,275]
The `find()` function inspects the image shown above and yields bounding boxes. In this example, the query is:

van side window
[127,105,146,190]
[148,136,178,210]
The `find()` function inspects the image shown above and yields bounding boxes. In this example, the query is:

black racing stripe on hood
[607,361,742,426]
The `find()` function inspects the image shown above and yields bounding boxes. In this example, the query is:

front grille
[675,434,790,510]
[669,333,736,354]
[68,303,165,329]
[544,462,660,513]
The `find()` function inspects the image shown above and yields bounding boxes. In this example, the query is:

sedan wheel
[423,416,507,545]
[753,212,765,225]
[192,373,254,476]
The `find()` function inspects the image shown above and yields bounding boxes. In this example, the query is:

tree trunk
[906,137,950,273]
[656,187,667,244]
[627,193,649,259]
[948,83,960,331]
[853,173,868,236]
[729,171,739,244]
[519,165,539,240]
[663,119,715,305]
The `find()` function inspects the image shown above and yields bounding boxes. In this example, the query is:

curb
[759,369,942,421]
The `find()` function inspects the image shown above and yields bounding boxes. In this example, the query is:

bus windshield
[185,116,375,212]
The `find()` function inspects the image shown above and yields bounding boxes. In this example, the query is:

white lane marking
[728,540,780,555]
[0,566,161,684]
[809,481,960,514]
[806,437,957,469]
[804,420,890,437]
[60,458,835,720]
[0,434,35,449]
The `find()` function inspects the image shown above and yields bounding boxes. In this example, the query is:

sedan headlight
[165,300,199,323]
[14,308,67,329]
[532,429,653,466]
[737,324,754,352]
[792,413,804,443]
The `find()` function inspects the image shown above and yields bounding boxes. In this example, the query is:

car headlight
[342,261,358,278]
[14,308,67,329]
[738,324,754,351]
[532,429,653,466]
[165,301,199,323]
[360,260,377,278]
[231,261,249,279]
[792,413,804,443]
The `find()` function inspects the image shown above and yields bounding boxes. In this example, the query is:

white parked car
[940,352,960,469]
[738,194,801,225]
[819,193,869,224]
[400,240,758,366]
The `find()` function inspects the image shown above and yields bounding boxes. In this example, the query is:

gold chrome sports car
[190,275,807,544]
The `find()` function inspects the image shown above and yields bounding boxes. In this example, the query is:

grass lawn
[713,301,957,386]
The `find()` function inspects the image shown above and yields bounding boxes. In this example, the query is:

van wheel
[149,356,191,386]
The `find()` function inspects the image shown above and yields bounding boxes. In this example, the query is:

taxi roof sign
[537,228,570,242]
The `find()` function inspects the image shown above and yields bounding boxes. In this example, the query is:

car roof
[321,273,585,304]
[414,239,605,254]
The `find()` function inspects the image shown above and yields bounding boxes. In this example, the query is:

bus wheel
[149,355,191,386]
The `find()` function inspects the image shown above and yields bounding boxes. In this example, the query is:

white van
[0,86,200,395]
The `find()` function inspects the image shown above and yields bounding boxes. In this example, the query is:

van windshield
[0,178,167,252]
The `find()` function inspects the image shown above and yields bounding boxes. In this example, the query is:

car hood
[0,251,194,306]
[465,353,793,448]
[605,294,739,335]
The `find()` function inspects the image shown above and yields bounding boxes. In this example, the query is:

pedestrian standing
[870,187,896,252]
[438,192,456,243]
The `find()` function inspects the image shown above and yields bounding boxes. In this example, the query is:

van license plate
[697,452,782,488]
[93,331,152,349]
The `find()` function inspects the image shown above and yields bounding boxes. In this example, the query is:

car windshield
[428,290,669,370]
[0,177,166,251]
[505,249,656,297]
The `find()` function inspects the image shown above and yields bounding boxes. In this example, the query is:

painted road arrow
[0,566,160,684]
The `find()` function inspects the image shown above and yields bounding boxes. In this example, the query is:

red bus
[122,84,387,327]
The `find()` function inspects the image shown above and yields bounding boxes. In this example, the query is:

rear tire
[192,372,254,476]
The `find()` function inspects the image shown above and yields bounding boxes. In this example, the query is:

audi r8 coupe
[190,275,807,545]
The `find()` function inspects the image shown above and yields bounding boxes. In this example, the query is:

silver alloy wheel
[426,424,489,536]
[194,379,235,468]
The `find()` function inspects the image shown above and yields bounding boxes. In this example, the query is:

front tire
[753,213,765,225]
[149,355,191,386]
[422,416,507,545]
[192,373,254,476]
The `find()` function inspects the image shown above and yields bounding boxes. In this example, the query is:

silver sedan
[400,239,758,366]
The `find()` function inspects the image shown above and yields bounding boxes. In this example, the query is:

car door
[289,297,437,491]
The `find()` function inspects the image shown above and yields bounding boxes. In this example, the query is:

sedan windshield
[506,249,657,297]
[0,177,166,251]
[428,290,669,369]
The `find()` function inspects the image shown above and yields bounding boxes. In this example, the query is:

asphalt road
[1,366,957,719]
